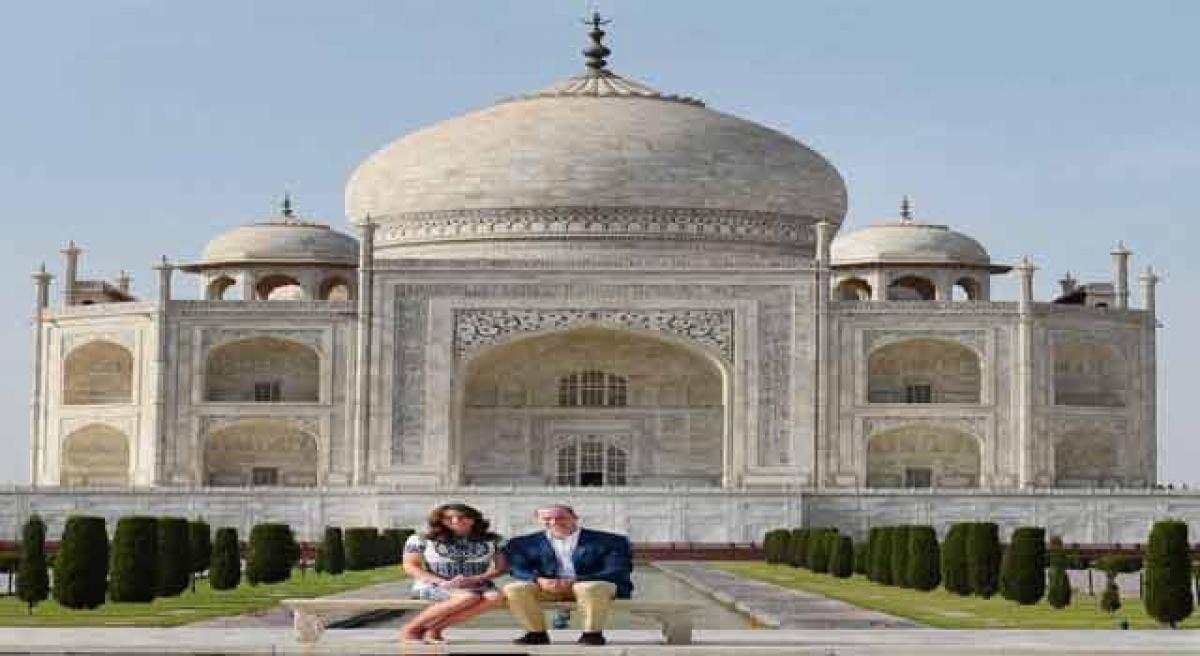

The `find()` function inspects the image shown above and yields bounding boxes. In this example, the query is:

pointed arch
[64,340,134,405]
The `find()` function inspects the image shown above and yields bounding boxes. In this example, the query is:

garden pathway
[654,562,918,628]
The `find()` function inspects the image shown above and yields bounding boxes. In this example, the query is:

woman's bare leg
[424,591,505,637]
[400,592,482,640]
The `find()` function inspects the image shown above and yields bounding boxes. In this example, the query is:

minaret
[1111,241,1131,309]
[60,240,80,306]
[117,270,131,295]
[353,216,376,485]
[1139,266,1159,317]
[1014,257,1037,488]
[29,263,53,486]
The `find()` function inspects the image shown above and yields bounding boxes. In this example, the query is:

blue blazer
[504,528,634,598]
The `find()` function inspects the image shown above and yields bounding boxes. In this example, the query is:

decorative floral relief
[453,308,734,361]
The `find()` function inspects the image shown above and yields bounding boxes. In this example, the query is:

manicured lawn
[0,566,404,627]
[714,562,1200,629]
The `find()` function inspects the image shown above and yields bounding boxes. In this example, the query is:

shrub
[807,528,836,573]
[762,529,784,563]
[966,522,1001,598]
[1144,520,1194,627]
[870,526,894,585]
[853,540,869,575]
[344,527,380,571]
[941,522,970,596]
[907,525,941,591]
[52,515,109,609]
[890,525,911,588]
[209,527,241,590]
[316,527,346,575]
[786,529,809,569]
[189,520,212,591]
[1001,526,1046,605]
[1046,536,1071,609]
[830,535,854,578]
[109,516,158,602]
[156,517,191,597]
[1097,554,1142,574]
[15,515,49,614]
[382,528,412,566]
[865,527,881,582]
[246,523,294,585]
[1100,571,1122,614]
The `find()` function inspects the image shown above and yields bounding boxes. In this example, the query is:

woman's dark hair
[424,503,500,542]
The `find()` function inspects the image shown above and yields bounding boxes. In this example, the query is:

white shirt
[546,529,580,578]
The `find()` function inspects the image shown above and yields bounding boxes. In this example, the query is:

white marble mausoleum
[7,20,1193,544]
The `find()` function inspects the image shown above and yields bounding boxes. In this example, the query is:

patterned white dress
[404,533,501,601]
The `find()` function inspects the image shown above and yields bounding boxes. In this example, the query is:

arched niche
[203,420,318,486]
[458,326,725,487]
[868,338,981,404]
[318,275,353,301]
[953,276,982,301]
[206,275,239,300]
[866,426,981,489]
[887,275,936,301]
[1054,431,1119,487]
[204,337,319,402]
[836,277,872,301]
[64,340,134,405]
[1053,339,1125,407]
[60,424,129,486]
[255,274,303,301]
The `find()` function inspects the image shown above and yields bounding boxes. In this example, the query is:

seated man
[503,504,633,646]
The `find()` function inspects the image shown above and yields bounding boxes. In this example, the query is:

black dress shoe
[577,632,607,646]
[512,631,551,645]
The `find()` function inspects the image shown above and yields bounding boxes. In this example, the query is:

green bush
[762,529,784,563]
[784,528,807,568]
[189,520,212,590]
[907,525,941,591]
[865,527,881,582]
[1000,526,1046,605]
[1097,554,1142,574]
[209,527,241,590]
[382,528,412,566]
[853,540,869,575]
[246,523,294,585]
[830,535,854,578]
[1100,571,1121,614]
[316,527,346,575]
[344,527,380,571]
[1046,536,1071,609]
[890,525,912,588]
[870,526,894,585]
[52,515,109,609]
[109,516,158,602]
[1144,520,1194,627]
[941,522,970,596]
[156,517,191,597]
[15,515,49,614]
[966,522,1001,598]
[807,528,836,573]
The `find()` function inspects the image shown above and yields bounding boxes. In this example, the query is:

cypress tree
[808,529,835,573]
[188,520,212,593]
[209,527,241,590]
[890,525,911,588]
[1144,520,1194,628]
[967,522,1001,598]
[853,540,869,576]
[382,528,408,566]
[865,527,881,581]
[941,523,970,596]
[156,517,191,597]
[907,525,941,591]
[247,523,294,584]
[830,535,854,578]
[1000,526,1046,605]
[344,527,378,571]
[52,515,109,609]
[762,529,783,563]
[1100,570,1121,614]
[870,527,894,585]
[109,516,157,602]
[1046,536,1071,609]
[15,515,49,614]
[316,527,346,575]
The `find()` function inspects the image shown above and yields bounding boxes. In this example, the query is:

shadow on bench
[280,598,699,645]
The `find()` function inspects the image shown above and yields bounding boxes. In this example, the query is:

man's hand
[535,577,574,593]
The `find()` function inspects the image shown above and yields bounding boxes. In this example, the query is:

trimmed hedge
[807,528,836,573]
[1046,536,1071,609]
[382,528,413,566]
[907,525,941,591]
[345,527,380,571]
[316,526,346,575]
[966,522,1001,598]
[941,522,970,596]
[15,515,49,613]
[1144,520,1194,627]
[890,525,911,588]
[853,540,869,575]
[830,535,854,578]
[53,515,109,609]
[189,520,212,584]
[787,528,809,569]
[870,526,894,585]
[156,517,191,597]
[109,516,158,602]
[1001,526,1046,605]
[209,527,241,590]
[246,523,294,585]
[763,529,788,563]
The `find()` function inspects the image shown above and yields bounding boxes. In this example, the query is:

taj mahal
[4,18,1193,546]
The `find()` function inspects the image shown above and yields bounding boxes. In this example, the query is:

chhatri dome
[186,196,359,269]
[831,197,1006,272]
[346,14,847,258]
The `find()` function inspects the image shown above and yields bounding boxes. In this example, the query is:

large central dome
[346,29,847,261]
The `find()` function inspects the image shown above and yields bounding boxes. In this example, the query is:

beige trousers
[502,580,617,632]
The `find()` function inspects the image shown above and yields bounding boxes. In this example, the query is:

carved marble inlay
[377,206,817,247]
[453,308,734,361]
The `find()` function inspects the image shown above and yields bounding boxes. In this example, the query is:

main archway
[456,327,727,487]
[203,420,319,486]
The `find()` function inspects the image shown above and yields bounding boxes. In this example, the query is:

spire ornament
[582,10,612,73]
[900,195,914,223]
[281,193,294,218]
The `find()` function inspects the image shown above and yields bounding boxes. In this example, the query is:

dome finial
[281,192,294,218]
[582,8,612,73]
[900,195,914,223]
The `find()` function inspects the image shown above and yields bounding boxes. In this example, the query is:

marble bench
[280,597,699,644]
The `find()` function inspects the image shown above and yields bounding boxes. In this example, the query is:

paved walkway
[655,562,917,628]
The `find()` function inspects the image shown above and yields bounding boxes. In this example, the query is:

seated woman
[400,503,507,643]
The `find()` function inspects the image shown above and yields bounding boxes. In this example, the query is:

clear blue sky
[0,0,1196,485]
